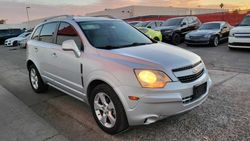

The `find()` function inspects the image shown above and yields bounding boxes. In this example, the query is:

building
[86,5,228,19]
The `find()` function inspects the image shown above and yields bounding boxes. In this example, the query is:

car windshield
[78,20,154,49]
[135,22,150,27]
[199,23,221,30]
[239,16,250,26]
[162,18,183,26]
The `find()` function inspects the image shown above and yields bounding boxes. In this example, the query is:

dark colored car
[155,16,201,45]
[0,29,23,44]
[135,20,164,29]
[185,21,232,47]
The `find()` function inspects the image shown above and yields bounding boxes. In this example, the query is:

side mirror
[181,22,187,27]
[147,26,152,29]
[62,40,81,58]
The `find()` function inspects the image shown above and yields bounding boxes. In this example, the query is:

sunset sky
[0,0,249,23]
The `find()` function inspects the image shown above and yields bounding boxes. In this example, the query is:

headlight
[185,34,190,39]
[229,32,234,37]
[134,69,171,88]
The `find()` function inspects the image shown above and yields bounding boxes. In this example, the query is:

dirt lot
[0,43,249,141]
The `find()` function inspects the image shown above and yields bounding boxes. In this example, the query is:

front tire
[211,36,219,47]
[28,64,48,93]
[90,84,128,135]
[172,33,181,45]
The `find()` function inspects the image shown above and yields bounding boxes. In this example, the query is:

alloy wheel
[94,92,117,128]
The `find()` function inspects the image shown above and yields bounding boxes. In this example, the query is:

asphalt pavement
[0,43,249,141]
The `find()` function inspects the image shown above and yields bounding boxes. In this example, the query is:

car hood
[155,26,179,31]
[98,43,201,71]
[231,26,250,33]
[6,37,24,41]
[188,30,219,36]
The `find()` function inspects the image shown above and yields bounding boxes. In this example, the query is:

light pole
[26,6,30,30]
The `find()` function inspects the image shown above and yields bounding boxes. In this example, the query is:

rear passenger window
[40,22,58,43]
[32,26,42,40]
[56,22,82,49]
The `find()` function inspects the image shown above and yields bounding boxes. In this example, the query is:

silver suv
[27,16,212,134]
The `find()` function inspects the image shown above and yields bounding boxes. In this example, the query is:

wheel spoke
[107,101,115,110]
[100,114,107,125]
[99,93,108,106]
[94,101,103,110]
[107,112,116,126]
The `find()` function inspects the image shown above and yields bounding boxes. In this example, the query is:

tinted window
[40,22,58,43]
[147,22,156,28]
[56,22,82,49]
[135,21,150,27]
[32,26,42,40]
[199,23,221,30]
[156,21,163,27]
[162,18,184,26]
[78,20,154,49]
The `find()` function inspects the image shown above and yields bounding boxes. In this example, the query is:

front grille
[229,42,250,47]
[234,33,250,38]
[173,61,202,72]
[178,69,204,83]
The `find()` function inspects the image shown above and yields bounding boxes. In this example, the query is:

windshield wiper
[98,43,153,50]
[119,42,153,48]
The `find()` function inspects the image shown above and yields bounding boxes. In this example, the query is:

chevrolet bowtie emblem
[192,68,200,74]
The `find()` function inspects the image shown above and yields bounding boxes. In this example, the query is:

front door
[48,22,84,98]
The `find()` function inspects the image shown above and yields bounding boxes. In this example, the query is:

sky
[0,0,249,24]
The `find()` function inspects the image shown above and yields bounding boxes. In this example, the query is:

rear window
[39,22,58,43]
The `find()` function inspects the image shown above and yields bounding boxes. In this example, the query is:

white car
[27,16,212,134]
[18,34,31,48]
[229,14,250,49]
[4,32,31,47]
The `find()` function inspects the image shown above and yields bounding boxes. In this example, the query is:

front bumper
[228,37,250,48]
[118,70,212,126]
[185,39,210,45]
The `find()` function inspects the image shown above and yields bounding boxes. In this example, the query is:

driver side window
[56,22,83,50]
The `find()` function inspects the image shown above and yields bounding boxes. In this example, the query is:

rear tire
[89,84,128,135]
[28,64,48,93]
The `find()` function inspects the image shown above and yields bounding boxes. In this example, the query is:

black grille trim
[229,42,250,46]
[178,69,204,83]
[173,61,202,72]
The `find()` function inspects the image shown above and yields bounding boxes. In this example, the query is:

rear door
[48,22,84,97]
[36,22,59,79]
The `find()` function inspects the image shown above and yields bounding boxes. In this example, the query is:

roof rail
[43,15,74,22]
[92,15,117,19]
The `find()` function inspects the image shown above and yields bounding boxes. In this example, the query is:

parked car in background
[135,20,163,29]
[185,21,232,47]
[27,16,211,134]
[155,16,201,45]
[4,32,31,47]
[19,34,31,48]
[128,21,142,26]
[228,14,250,49]
[0,28,23,44]
[137,27,162,41]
